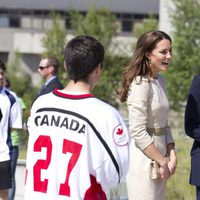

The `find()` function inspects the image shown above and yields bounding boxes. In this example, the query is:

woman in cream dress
[118,31,178,200]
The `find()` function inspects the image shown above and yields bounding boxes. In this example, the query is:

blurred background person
[0,60,22,200]
[4,76,26,200]
[35,56,64,99]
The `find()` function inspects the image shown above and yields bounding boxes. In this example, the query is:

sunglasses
[38,65,51,70]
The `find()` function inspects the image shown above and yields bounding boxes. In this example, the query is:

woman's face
[148,39,172,77]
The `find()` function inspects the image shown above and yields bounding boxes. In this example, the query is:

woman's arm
[143,143,170,179]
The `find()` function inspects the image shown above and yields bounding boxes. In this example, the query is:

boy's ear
[49,65,54,72]
[97,63,102,69]
[95,63,102,73]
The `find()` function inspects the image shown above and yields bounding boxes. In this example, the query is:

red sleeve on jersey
[84,175,107,200]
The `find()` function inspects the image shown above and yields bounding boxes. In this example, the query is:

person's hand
[166,144,178,176]
[168,150,178,175]
[159,158,171,180]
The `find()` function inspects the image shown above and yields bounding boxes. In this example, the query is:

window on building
[122,20,133,32]
[21,17,32,28]
[0,16,20,27]
[32,18,43,29]
[0,16,9,27]
[10,16,20,27]
[65,17,71,29]
[43,18,53,29]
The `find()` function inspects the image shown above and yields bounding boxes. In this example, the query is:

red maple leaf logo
[117,128,123,135]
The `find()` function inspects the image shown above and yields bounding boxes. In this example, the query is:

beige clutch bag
[150,160,161,180]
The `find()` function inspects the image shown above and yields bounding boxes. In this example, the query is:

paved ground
[15,160,128,200]
[15,160,26,200]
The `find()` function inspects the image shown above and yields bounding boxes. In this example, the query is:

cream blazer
[127,74,174,155]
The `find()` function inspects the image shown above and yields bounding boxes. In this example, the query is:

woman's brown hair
[117,30,172,102]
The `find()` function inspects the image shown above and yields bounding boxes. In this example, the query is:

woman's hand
[167,143,178,175]
[168,149,178,175]
[159,158,171,180]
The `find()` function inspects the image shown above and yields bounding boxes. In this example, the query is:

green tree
[165,0,200,110]
[133,13,158,37]
[70,7,118,50]
[41,12,67,81]
[6,51,35,148]
[70,7,129,107]
[93,55,128,107]
[6,51,34,108]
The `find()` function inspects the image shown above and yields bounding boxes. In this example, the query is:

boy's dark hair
[64,35,105,83]
[0,60,6,71]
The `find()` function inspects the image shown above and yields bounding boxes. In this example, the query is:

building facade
[0,0,159,84]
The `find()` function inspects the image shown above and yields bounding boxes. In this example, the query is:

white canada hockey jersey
[0,87,22,162]
[25,89,130,200]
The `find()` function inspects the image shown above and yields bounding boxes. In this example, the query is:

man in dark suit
[36,57,64,98]
[185,74,200,200]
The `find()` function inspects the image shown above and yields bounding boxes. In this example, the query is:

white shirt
[0,87,22,161]
[0,118,5,156]
[25,89,130,200]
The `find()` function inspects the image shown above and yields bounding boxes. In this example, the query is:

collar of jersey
[0,87,5,93]
[53,88,94,99]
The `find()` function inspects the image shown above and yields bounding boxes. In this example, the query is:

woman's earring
[149,59,152,68]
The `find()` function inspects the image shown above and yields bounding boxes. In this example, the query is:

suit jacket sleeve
[42,77,64,96]
[185,74,200,141]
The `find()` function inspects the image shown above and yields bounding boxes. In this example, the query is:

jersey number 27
[33,135,82,196]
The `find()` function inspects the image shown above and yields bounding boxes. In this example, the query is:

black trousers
[0,160,11,189]
[196,186,200,200]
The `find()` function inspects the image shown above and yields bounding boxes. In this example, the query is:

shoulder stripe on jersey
[0,108,2,121]
[5,90,16,108]
[36,107,120,183]
[5,90,16,150]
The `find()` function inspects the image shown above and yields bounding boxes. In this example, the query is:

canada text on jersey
[34,114,86,134]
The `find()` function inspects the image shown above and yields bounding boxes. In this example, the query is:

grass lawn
[166,130,195,200]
